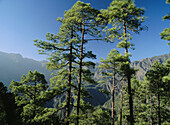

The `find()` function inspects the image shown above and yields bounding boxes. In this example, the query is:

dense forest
[0,0,169,125]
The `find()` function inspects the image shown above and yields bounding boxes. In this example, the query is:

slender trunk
[158,93,161,125]
[33,82,37,125]
[111,70,116,125]
[33,82,36,118]
[127,76,134,125]
[123,20,128,54]
[76,18,85,125]
[120,80,124,125]
[65,28,73,125]
[150,94,153,125]
[123,20,134,125]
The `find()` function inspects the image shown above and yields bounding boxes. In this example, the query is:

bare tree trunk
[158,93,161,125]
[111,70,116,125]
[33,81,37,125]
[123,20,134,125]
[65,29,73,125]
[76,17,85,125]
[150,94,153,125]
[120,80,124,125]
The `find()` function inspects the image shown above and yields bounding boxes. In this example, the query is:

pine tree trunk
[150,94,153,125]
[120,80,124,125]
[127,76,134,125]
[123,20,128,54]
[158,93,161,125]
[111,70,116,125]
[65,29,73,125]
[33,82,37,122]
[123,20,134,125]
[76,18,85,125]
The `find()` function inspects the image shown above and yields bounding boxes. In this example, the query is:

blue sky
[0,0,169,62]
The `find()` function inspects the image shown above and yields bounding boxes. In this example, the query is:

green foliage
[163,59,170,82]
[0,82,7,125]
[69,99,93,124]
[120,78,150,124]
[146,61,169,94]
[101,2,146,124]
[102,0,145,44]
[131,78,150,124]
[34,2,101,124]
[68,1,104,39]
[0,82,18,125]
[9,70,58,124]
[98,49,129,124]
[78,106,110,125]
[160,0,170,45]
[160,28,170,43]
[2,0,168,124]
[90,107,110,125]
[60,2,105,125]
[98,49,129,92]
[166,0,170,4]
[145,61,170,124]
[35,4,80,123]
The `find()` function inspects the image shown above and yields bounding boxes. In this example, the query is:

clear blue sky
[0,0,169,62]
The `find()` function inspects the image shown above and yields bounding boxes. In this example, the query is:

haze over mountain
[0,51,169,87]
[85,53,170,106]
[131,53,170,80]
[0,51,51,87]
[0,51,169,108]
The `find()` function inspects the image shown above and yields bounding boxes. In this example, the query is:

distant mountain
[0,51,51,87]
[131,53,170,80]
[81,53,170,107]
[0,51,169,108]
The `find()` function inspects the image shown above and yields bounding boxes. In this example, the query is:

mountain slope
[131,53,170,80]
[0,51,169,108]
[83,53,170,107]
[0,51,51,87]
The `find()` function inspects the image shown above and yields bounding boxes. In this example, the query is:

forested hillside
[0,51,169,124]
[1,51,169,97]
[0,0,169,125]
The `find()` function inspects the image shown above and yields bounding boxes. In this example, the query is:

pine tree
[98,49,128,125]
[131,78,151,124]
[9,70,57,124]
[65,1,104,124]
[56,14,75,125]
[91,107,110,125]
[146,61,169,125]
[101,0,145,124]
[160,0,170,45]
[77,105,110,125]
[0,82,18,125]
[0,82,7,125]
[34,12,78,124]
[119,79,124,125]
[35,3,99,123]
[162,59,170,83]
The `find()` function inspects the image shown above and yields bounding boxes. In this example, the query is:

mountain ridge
[0,51,169,108]
[131,53,170,80]
[0,51,169,87]
[0,51,51,87]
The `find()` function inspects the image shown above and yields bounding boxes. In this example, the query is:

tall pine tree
[98,49,128,125]
[65,1,104,124]
[146,61,169,125]
[101,0,145,124]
